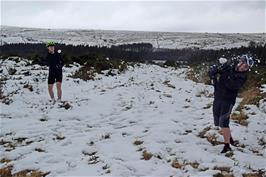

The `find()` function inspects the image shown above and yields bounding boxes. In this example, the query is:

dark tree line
[0,42,265,65]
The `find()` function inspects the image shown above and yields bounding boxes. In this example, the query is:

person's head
[46,41,55,54]
[236,55,254,72]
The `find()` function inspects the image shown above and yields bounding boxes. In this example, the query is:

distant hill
[1,25,265,49]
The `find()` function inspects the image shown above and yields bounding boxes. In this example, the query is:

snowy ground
[1,26,265,49]
[0,58,265,177]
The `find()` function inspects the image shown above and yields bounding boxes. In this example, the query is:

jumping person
[208,55,254,153]
[44,41,64,103]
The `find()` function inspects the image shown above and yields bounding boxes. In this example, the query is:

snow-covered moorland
[1,26,265,50]
[0,58,265,177]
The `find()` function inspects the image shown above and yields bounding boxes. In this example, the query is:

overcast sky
[1,0,265,33]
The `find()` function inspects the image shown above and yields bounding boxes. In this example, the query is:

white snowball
[218,57,227,64]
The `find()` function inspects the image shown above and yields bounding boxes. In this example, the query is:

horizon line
[1,25,265,34]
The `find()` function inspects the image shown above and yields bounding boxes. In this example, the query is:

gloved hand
[208,65,218,79]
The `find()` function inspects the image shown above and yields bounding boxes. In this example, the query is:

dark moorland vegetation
[0,41,265,66]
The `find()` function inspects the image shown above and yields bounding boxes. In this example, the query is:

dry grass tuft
[206,134,224,146]
[198,126,212,138]
[213,173,234,177]
[185,66,210,85]
[88,155,100,164]
[0,158,12,164]
[242,170,265,177]
[213,166,231,173]
[213,166,234,177]
[239,87,265,107]
[198,126,223,145]
[163,80,176,89]
[0,166,50,177]
[171,159,184,169]
[133,140,144,146]
[0,166,12,177]
[231,111,248,126]
[186,161,200,169]
[203,103,212,109]
[142,150,153,160]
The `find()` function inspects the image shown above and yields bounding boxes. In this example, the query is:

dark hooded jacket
[214,69,247,103]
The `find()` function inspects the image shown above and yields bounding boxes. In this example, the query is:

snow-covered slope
[1,26,265,49]
[0,58,265,176]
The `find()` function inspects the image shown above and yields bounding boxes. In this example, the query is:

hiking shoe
[50,98,56,104]
[221,144,232,153]
[230,137,239,147]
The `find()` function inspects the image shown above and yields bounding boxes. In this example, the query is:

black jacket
[214,69,247,103]
[44,52,64,73]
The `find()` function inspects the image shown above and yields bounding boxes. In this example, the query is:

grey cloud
[1,1,265,33]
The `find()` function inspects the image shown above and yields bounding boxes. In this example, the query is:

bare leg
[56,82,62,100]
[48,84,55,100]
[222,127,231,144]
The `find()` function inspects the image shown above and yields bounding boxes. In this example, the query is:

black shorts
[48,71,62,84]
[213,100,234,128]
